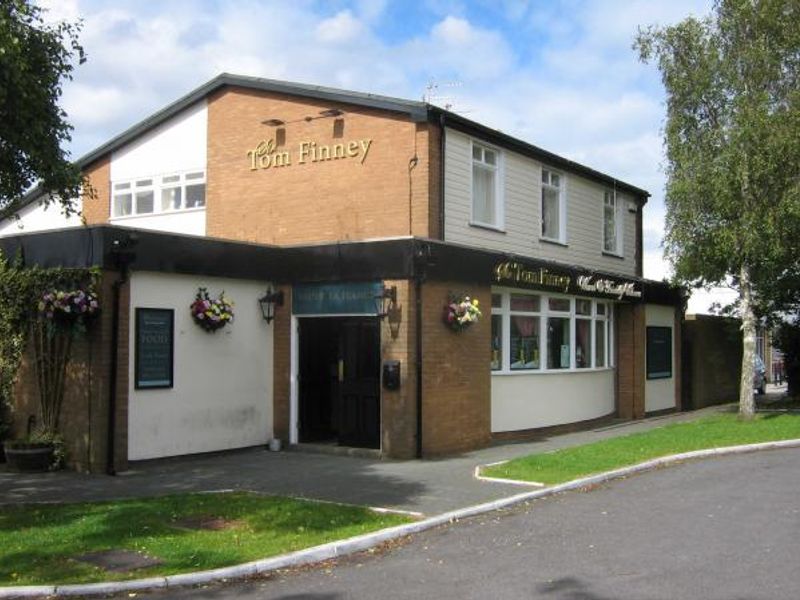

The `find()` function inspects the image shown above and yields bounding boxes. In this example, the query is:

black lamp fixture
[262,108,345,126]
[374,285,397,319]
[261,118,286,126]
[258,288,285,324]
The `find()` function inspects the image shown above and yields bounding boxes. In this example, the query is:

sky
[40,0,736,313]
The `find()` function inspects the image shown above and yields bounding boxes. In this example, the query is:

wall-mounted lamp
[374,285,397,319]
[261,118,285,126]
[261,108,345,127]
[258,288,285,324]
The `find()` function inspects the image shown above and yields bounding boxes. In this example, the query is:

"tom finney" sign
[247,138,373,171]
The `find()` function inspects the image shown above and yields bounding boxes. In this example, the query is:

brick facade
[11,271,130,473]
[616,303,646,420]
[81,157,111,225]
[205,87,437,245]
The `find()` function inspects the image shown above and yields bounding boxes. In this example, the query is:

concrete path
[0,405,731,516]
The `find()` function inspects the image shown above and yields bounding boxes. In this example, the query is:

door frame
[290,313,382,448]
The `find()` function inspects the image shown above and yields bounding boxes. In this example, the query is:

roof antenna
[422,79,462,111]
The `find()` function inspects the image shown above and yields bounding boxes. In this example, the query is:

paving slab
[0,405,731,516]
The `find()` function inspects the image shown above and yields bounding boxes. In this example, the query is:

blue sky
[41,0,733,312]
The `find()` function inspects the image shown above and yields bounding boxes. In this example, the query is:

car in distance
[754,355,767,395]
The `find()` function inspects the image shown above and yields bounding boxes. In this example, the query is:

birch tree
[636,0,800,418]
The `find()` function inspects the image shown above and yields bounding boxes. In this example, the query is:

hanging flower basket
[190,287,234,332]
[443,293,482,332]
[38,287,100,329]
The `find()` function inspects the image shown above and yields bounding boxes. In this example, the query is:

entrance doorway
[298,317,381,449]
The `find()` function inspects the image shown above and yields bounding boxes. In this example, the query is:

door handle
[338,359,344,382]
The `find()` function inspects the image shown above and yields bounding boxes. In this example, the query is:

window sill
[110,206,206,221]
[492,367,615,376]
[539,237,568,247]
[469,221,506,234]
[602,250,625,260]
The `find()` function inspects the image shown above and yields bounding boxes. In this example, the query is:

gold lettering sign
[494,261,572,293]
[247,138,373,171]
[576,275,641,299]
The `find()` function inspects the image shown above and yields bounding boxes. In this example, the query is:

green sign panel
[135,308,174,389]
[293,282,382,315]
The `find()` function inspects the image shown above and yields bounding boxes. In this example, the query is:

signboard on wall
[646,326,673,379]
[293,282,383,315]
[135,308,174,389]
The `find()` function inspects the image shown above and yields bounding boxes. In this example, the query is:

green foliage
[0,492,411,585]
[0,251,97,440]
[0,0,88,222]
[483,413,800,484]
[636,0,800,290]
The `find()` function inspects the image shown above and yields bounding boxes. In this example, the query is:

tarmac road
[127,446,800,600]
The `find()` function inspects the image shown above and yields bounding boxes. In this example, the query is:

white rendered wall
[0,196,81,236]
[645,304,677,413]
[127,271,273,460]
[491,369,615,432]
[109,100,207,236]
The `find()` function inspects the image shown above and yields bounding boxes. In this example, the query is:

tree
[0,0,86,223]
[636,0,800,419]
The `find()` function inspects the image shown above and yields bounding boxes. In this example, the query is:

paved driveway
[133,447,800,600]
[0,406,729,516]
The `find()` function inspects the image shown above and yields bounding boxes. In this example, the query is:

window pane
[542,169,549,184]
[511,316,540,370]
[472,165,495,224]
[136,190,154,213]
[548,297,570,312]
[551,173,560,187]
[114,182,130,191]
[484,149,496,165]
[596,302,606,316]
[161,187,182,211]
[542,187,560,238]
[576,299,591,315]
[604,204,616,252]
[510,294,540,312]
[491,293,502,308]
[576,319,591,368]
[473,145,482,161]
[136,179,153,187]
[185,171,204,180]
[547,317,570,369]
[113,193,132,217]
[491,314,503,371]
[186,183,206,208]
[595,320,606,367]
[162,174,180,184]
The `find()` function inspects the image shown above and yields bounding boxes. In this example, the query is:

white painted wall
[127,271,273,460]
[444,129,638,276]
[0,196,82,237]
[110,100,207,181]
[491,369,615,432]
[110,208,206,236]
[645,304,677,413]
[109,100,207,236]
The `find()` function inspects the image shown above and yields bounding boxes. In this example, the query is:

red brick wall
[420,280,491,456]
[206,87,436,244]
[10,271,130,473]
[81,157,111,225]
[616,303,646,419]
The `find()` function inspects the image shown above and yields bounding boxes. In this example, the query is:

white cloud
[316,10,365,43]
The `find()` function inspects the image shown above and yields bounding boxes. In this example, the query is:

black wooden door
[337,318,381,448]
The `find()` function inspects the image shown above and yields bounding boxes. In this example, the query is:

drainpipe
[438,113,446,240]
[415,273,423,459]
[107,234,137,475]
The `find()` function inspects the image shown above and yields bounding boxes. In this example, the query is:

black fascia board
[429,108,650,203]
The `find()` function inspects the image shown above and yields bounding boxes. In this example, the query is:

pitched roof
[19,73,650,213]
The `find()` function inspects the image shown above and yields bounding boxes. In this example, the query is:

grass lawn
[0,492,411,586]
[483,413,800,485]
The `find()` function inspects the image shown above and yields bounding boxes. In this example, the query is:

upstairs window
[113,170,206,218]
[471,142,501,228]
[541,169,565,242]
[603,190,623,255]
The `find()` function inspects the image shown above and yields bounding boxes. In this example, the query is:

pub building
[0,74,682,472]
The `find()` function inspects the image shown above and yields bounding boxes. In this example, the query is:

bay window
[491,290,614,373]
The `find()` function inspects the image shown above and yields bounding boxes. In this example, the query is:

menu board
[135,308,174,389]
[646,326,672,379]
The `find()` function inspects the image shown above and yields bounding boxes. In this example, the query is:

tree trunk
[739,265,756,419]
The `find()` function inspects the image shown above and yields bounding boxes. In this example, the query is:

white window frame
[111,169,206,219]
[491,288,614,374]
[470,140,504,230]
[541,168,567,244]
[602,189,624,256]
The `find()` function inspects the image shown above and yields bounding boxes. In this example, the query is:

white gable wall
[109,100,208,236]
[0,196,82,237]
